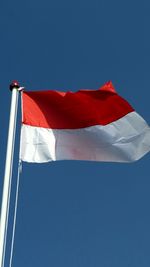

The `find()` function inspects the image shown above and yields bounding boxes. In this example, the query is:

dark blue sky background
[0,1,149,266]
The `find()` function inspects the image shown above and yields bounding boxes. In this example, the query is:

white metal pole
[0,81,20,267]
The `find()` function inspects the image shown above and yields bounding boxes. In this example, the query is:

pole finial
[9,81,20,91]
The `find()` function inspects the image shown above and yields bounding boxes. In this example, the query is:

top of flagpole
[9,81,20,91]
[9,81,25,92]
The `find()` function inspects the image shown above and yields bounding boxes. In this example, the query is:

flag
[20,81,150,163]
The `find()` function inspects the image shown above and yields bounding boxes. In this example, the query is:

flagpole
[0,81,21,267]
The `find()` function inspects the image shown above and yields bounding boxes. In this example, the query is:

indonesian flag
[20,82,150,163]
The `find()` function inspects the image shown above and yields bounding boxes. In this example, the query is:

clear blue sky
[0,1,149,266]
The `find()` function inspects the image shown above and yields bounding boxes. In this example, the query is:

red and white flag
[20,82,150,163]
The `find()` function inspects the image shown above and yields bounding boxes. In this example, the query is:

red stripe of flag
[22,81,134,129]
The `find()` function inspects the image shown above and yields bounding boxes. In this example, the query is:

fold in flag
[20,81,150,163]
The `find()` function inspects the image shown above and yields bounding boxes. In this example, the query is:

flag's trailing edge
[20,81,150,163]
